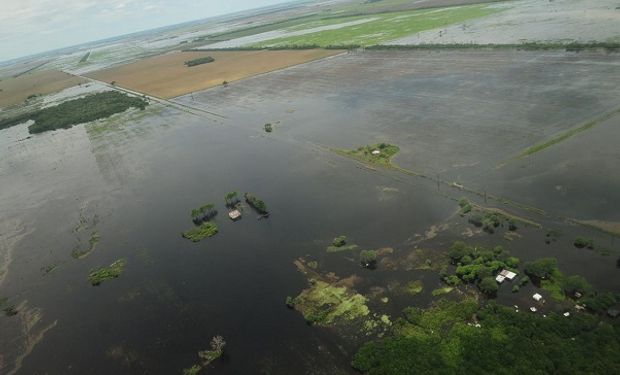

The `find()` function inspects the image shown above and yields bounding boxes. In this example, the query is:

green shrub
[574,237,594,249]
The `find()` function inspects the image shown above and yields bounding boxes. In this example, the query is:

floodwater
[0,97,455,374]
[2,49,620,374]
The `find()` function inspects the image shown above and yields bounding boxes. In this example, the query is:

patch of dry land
[0,70,86,108]
[86,49,342,98]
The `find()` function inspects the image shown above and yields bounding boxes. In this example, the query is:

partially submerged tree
[360,250,378,269]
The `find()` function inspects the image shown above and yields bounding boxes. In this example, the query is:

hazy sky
[0,0,288,62]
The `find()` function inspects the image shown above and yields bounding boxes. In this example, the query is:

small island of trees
[244,193,268,215]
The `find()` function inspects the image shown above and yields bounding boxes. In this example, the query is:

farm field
[86,49,342,98]
[213,3,500,48]
[0,70,86,108]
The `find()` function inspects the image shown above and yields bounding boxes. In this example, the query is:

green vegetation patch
[185,56,215,67]
[88,258,126,286]
[0,91,148,134]
[251,4,499,48]
[182,222,219,242]
[292,280,370,326]
[352,299,620,374]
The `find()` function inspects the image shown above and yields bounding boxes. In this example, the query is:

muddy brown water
[2,49,620,374]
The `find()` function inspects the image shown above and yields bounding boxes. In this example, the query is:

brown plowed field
[86,49,342,99]
[0,70,86,108]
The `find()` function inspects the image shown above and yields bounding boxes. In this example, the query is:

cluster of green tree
[467,211,516,233]
[444,241,519,295]
[244,193,268,214]
[224,191,240,207]
[190,203,218,224]
[352,299,620,374]
[0,91,148,134]
[184,56,215,67]
[264,123,273,133]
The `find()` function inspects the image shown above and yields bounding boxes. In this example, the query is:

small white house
[495,274,506,283]
[563,312,571,317]
[371,150,381,156]
[530,307,538,313]
[228,209,242,221]
[533,293,543,302]
[499,269,517,280]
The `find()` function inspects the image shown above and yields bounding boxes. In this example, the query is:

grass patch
[405,280,423,296]
[327,244,359,253]
[182,222,219,242]
[0,91,148,134]
[431,286,454,296]
[88,259,126,286]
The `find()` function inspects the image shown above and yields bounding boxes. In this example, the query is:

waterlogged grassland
[251,4,499,48]
[334,143,400,168]
[292,280,370,325]
[182,222,219,242]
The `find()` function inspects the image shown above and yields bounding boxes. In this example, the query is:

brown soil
[0,70,86,108]
[86,50,342,99]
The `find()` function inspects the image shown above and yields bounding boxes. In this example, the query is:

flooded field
[1,48,620,374]
[391,0,620,45]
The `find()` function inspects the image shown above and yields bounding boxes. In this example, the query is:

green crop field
[251,4,500,48]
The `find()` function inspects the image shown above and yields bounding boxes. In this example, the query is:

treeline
[185,56,215,67]
[189,41,620,53]
[0,91,148,134]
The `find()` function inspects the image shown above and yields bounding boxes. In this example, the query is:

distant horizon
[0,0,296,63]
